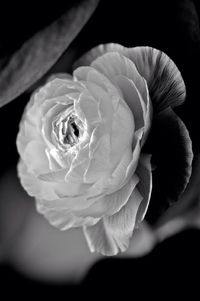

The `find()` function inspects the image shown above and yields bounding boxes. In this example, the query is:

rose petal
[91,52,147,102]
[115,75,145,131]
[83,187,143,255]
[145,107,193,224]
[75,92,101,125]
[75,43,186,111]
[84,134,111,183]
[109,140,140,193]
[41,103,68,149]
[74,66,121,111]
[110,102,135,168]
[84,81,114,123]
[18,160,59,201]
[36,204,100,231]
[18,160,90,203]
[74,175,139,219]
[45,148,62,171]
[22,140,50,175]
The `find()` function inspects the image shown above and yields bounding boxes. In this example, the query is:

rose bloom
[17,43,191,256]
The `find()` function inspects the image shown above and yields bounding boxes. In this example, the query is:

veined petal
[75,43,186,111]
[83,187,143,256]
[125,46,186,111]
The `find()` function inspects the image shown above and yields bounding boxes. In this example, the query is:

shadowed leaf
[0,0,99,108]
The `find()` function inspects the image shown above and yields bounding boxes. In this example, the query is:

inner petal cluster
[52,108,85,153]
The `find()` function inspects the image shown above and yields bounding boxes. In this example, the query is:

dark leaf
[0,0,99,108]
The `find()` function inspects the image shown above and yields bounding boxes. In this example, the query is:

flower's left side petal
[21,140,50,175]
[83,187,143,255]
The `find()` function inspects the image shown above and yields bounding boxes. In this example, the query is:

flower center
[52,110,85,152]
[61,115,80,146]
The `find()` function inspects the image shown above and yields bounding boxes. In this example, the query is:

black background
[0,0,200,296]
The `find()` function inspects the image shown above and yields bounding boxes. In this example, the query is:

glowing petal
[36,205,99,231]
[74,175,139,219]
[115,75,145,131]
[91,52,147,102]
[83,187,143,255]
[84,134,110,183]
[22,140,49,175]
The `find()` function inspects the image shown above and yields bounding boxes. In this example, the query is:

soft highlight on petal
[83,187,143,255]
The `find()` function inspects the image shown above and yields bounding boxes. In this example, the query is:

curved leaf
[0,0,99,108]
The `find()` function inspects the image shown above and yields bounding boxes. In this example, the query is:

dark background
[0,0,199,296]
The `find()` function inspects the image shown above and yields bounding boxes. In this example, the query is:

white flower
[17,43,186,256]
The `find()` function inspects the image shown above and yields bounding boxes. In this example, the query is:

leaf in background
[0,0,99,108]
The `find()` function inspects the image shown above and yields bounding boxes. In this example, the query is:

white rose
[17,43,186,256]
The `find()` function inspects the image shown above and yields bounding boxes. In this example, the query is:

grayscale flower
[16,43,192,255]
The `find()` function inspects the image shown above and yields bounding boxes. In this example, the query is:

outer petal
[115,75,145,131]
[135,154,152,226]
[18,160,59,201]
[145,107,193,224]
[21,140,50,175]
[83,187,143,256]
[90,52,147,104]
[74,175,139,219]
[74,43,186,111]
[18,160,90,202]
